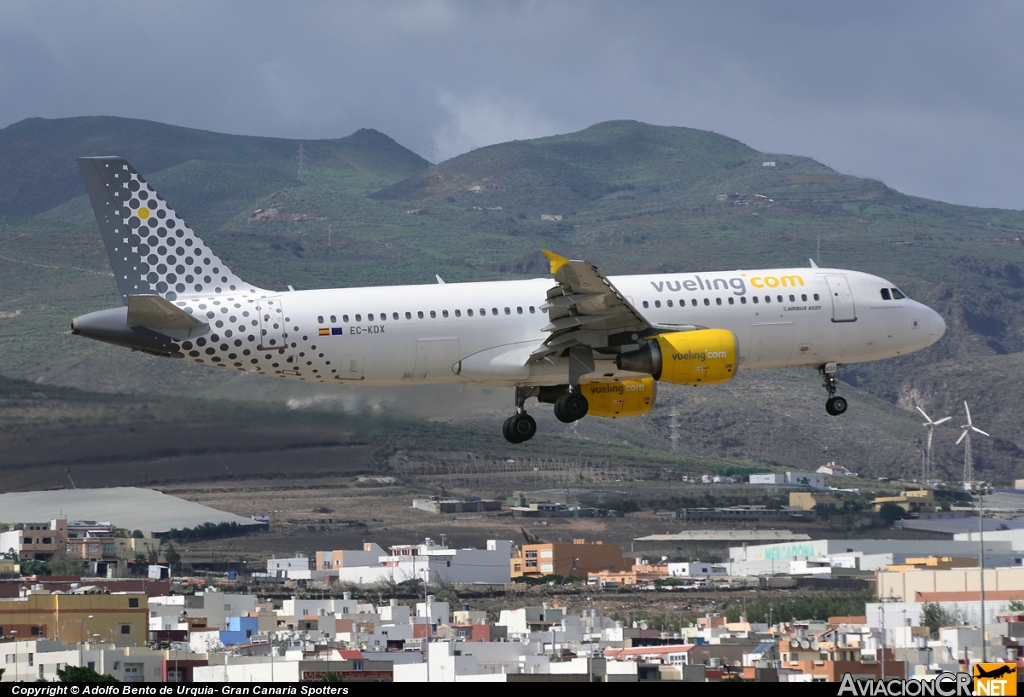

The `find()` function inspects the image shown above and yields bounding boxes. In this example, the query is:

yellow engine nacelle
[616,329,738,386]
[580,377,656,418]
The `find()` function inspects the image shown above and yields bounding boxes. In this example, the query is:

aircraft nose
[925,306,946,342]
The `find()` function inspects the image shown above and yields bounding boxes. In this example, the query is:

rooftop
[0,487,262,534]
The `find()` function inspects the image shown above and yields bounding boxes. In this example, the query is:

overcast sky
[3,1,1023,209]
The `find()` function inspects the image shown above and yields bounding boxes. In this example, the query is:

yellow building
[0,592,148,646]
[881,556,977,572]
[0,559,19,575]
[789,492,841,511]
[516,539,632,578]
[872,489,936,514]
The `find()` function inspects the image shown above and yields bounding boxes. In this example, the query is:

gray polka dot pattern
[80,157,264,303]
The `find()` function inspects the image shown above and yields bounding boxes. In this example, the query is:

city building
[0,520,68,561]
[515,539,632,578]
[0,592,148,646]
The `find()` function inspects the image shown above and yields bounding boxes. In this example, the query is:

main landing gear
[820,363,848,416]
[554,388,589,424]
[502,385,592,443]
[503,386,538,444]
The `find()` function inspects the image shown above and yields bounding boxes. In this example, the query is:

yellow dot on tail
[138,207,150,219]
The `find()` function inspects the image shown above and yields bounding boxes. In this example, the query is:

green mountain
[0,116,430,216]
[2,116,1024,484]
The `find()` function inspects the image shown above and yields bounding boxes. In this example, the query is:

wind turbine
[956,401,990,487]
[917,407,951,484]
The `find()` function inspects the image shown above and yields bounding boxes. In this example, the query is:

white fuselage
[175,266,945,386]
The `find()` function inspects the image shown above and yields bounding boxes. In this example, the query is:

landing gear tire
[825,396,848,417]
[554,391,589,423]
[503,413,537,444]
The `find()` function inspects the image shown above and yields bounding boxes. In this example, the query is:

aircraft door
[824,275,857,322]
[415,338,460,380]
[257,298,287,350]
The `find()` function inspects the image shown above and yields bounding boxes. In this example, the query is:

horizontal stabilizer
[127,295,208,338]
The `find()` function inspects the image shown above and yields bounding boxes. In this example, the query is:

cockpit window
[891,288,906,300]
[880,288,892,301]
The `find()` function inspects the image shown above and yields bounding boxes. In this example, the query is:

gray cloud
[2,1,1023,208]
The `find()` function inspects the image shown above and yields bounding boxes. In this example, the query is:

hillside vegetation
[1,116,1023,483]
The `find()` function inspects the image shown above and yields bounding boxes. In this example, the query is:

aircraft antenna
[916,406,951,484]
[957,401,989,487]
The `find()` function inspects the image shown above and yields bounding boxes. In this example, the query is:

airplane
[71,157,947,443]
[975,664,1017,679]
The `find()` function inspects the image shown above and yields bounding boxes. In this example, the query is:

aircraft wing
[529,251,653,361]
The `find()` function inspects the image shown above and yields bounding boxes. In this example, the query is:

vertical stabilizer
[78,157,264,304]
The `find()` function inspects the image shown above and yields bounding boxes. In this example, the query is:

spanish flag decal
[318,328,330,336]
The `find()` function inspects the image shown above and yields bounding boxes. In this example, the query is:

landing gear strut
[503,386,538,443]
[820,363,848,416]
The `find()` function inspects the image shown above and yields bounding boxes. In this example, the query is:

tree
[57,666,119,682]
[19,559,48,576]
[164,543,181,571]
[47,554,84,576]
[878,503,906,524]
[920,602,959,638]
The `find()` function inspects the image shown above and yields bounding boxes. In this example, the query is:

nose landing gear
[820,363,848,416]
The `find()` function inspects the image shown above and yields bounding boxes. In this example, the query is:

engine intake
[616,329,738,385]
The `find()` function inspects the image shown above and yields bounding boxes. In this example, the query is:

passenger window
[715,298,722,305]
[654,300,661,308]
[355,314,362,321]
[529,306,535,314]
[703,298,710,306]
[343,314,349,322]
[740,297,747,304]
[317,315,324,323]
[789,295,795,302]
[801,294,807,301]
[392,312,399,320]
[467,309,474,317]
[728,297,734,305]
[480,308,486,316]
[455,309,461,317]
[777,295,783,303]
[880,288,892,300]
[330,315,336,323]
[643,301,649,308]
[813,293,820,301]
[892,288,906,299]
[405,311,411,319]
[430,310,436,318]
[764,296,771,303]
[691,299,697,306]
[492,308,498,316]
[504,307,510,315]
[368,313,374,321]
[517,307,523,314]
[753,296,759,304]
[667,300,673,308]
[442,310,448,318]
[417,311,424,319]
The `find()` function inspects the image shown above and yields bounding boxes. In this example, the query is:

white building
[786,472,825,489]
[332,539,512,585]
[749,473,785,485]
[267,556,311,579]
